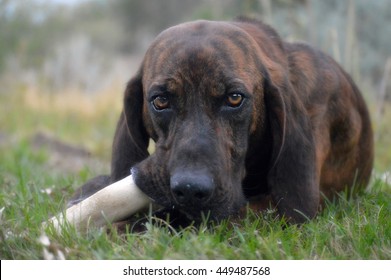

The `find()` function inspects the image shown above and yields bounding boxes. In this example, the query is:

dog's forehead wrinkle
[147,78,180,95]
[146,23,266,92]
[147,72,251,102]
[146,37,260,99]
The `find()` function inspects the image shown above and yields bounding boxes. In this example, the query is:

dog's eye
[226,93,244,108]
[152,96,170,111]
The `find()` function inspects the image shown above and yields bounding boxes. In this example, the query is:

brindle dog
[69,18,374,224]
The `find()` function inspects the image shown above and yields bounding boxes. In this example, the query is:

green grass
[1,90,391,259]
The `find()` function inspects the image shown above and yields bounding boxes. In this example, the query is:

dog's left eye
[152,96,170,111]
[226,93,244,108]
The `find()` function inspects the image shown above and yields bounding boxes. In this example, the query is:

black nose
[170,170,214,206]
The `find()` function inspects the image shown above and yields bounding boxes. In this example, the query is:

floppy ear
[264,77,319,223]
[110,73,149,181]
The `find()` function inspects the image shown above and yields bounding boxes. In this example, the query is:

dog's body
[70,18,373,224]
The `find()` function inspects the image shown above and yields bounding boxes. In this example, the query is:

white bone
[44,175,151,232]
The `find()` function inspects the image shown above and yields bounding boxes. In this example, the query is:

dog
[69,17,374,224]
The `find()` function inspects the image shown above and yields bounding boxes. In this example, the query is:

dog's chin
[157,199,245,226]
[176,206,221,223]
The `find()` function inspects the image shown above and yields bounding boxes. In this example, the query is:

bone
[44,175,151,232]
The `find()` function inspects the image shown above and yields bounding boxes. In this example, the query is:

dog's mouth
[170,205,214,223]
[142,188,244,225]
[151,193,246,226]
[152,203,236,227]
[173,204,218,222]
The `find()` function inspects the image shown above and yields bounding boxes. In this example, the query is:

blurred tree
[112,0,200,52]
[0,0,73,73]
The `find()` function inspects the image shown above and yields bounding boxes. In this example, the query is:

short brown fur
[70,18,374,224]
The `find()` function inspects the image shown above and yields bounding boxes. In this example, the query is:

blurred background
[0,0,390,179]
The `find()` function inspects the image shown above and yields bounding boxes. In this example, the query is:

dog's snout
[170,171,214,205]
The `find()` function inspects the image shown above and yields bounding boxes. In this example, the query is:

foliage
[1,0,390,93]
[0,0,69,72]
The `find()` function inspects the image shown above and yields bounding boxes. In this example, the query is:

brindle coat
[70,18,374,224]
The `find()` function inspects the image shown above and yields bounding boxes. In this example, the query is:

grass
[0,88,391,260]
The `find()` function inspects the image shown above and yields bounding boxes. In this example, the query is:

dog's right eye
[152,96,170,111]
[226,93,244,108]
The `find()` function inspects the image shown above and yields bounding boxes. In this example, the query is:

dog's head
[124,20,283,222]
